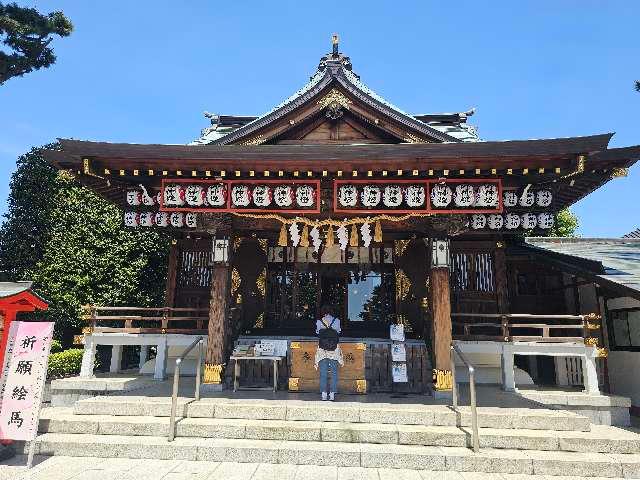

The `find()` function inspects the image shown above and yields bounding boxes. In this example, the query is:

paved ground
[0,456,630,480]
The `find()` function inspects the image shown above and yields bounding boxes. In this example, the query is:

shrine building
[44,38,640,402]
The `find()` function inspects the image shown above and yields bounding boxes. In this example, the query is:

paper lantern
[206,184,226,207]
[360,185,381,207]
[154,212,169,227]
[405,185,425,207]
[126,190,142,206]
[338,184,358,207]
[170,212,184,227]
[471,214,486,230]
[505,213,521,229]
[185,185,205,206]
[185,212,198,228]
[430,184,452,208]
[252,185,272,207]
[454,184,475,207]
[488,214,504,230]
[274,185,294,207]
[296,185,315,207]
[124,211,139,227]
[503,191,518,207]
[536,190,553,207]
[521,213,538,229]
[519,189,535,207]
[138,212,154,227]
[231,185,251,207]
[537,212,554,229]
[141,187,155,206]
[383,185,403,207]
[163,184,185,206]
[476,184,499,207]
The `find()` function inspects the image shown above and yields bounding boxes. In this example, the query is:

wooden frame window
[609,308,640,351]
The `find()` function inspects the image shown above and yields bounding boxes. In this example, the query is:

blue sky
[1,1,638,236]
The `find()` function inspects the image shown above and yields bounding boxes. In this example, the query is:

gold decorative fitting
[254,312,264,329]
[231,268,241,296]
[204,364,224,384]
[355,343,366,351]
[596,347,609,358]
[258,238,268,253]
[433,369,453,391]
[278,224,288,246]
[349,224,359,247]
[496,241,505,248]
[395,269,412,301]
[404,133,425,144]
[584,337,598,347]
[239,135,266,146]
[356,379,367,393]
[373,220,383,243]
[317,88,352,110]
[290,342,301,349]
[288,377,300,391]
[256,268,266,297]
[161,328,167,334]
[300,224,310,247]
[394,239,410,257]
[584,312,601,321]
[586,322,601,330]
[191,170,197,177]
[611,167,629,179]
[73,335,85,345]
[233,237,243,251]
[421,297,429,309]
[81,327,93,335]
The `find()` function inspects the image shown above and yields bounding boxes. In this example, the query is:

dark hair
[320,304,333,317]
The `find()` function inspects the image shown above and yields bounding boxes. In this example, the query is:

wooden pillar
[430,239,453,392]
[164,240,179,308]
[494,241,509,313]
[204,265,229,385]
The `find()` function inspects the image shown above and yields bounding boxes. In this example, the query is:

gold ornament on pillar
[349,224,359,247]
[325,225,335,247]
[300,224,310,247]
[373,220,383,243]
[278,224,288,246]
[204,364,224,384]
[433,369,453,391]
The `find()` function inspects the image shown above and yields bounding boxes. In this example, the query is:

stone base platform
[50,374,156,407]
[516,388,632,426]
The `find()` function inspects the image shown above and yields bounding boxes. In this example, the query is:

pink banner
[0,321,54,441]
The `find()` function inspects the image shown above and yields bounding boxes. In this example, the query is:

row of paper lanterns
[124,211,198,228]
[337,184,552,209]
[469,212,554,230]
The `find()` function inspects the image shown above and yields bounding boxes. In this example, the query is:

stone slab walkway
[0,455,630,480]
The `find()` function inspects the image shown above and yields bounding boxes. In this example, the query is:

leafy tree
[636,81,640,93]
[0,145,170,344]
[548,208,579,237]
[0,2,72,85]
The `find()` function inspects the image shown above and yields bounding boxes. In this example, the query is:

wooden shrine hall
[45,37,640,396]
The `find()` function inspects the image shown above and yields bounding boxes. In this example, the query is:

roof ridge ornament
[318,33,353,73]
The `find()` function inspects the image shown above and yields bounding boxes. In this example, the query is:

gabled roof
[524,238,640,299]
[192,48,477,146]
[624,229,640,239]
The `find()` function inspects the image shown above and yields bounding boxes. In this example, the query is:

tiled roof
[0,281,33,299]
[525,237,640,297]
[623,229,640,239]
[192,52,479,145]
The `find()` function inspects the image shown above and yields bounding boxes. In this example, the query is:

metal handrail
[451,341,480,452]
[168,336,203,442]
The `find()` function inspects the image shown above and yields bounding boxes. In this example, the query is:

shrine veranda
[44,42,640,399]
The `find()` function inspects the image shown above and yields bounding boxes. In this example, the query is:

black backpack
[318,317,339,351]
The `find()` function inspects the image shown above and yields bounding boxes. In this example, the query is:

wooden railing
[81,305,209,335]
[451,312,601,343]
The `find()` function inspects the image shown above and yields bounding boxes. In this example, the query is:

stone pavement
[0,456,631,480]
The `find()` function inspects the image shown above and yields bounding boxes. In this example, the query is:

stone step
[71,397,592,431]
[40,410,640,453]
[26,433,640,477]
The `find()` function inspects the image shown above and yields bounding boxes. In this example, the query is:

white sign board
[392,362,408,383]
[0,321,54,441]
[391,342,406,362]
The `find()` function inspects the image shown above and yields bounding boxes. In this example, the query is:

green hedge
[50,339,63,353]
[47,348,84,379]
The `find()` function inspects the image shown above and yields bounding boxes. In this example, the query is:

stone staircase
[29,396,640,477]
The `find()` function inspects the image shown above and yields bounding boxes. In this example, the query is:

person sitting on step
[314,304,344,401]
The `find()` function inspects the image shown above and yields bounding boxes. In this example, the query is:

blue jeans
[319,358,339,393]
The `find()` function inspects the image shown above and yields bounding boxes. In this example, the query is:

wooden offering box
[288,341,367,394]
